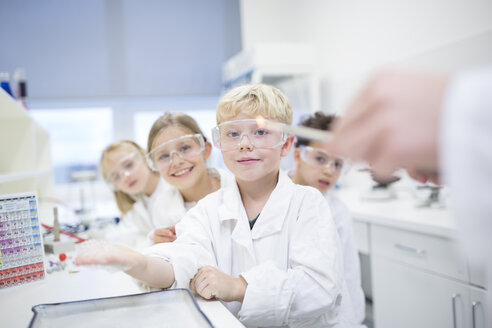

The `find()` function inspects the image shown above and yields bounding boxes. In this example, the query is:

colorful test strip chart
[0,192,45,289]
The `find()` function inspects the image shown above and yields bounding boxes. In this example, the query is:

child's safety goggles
[211,119,287,152]
[145,134,205,172]
[105,151,144,189]
[298,145,349,174]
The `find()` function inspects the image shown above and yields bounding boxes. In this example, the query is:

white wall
[240,0,492,112]
[0,0,242,99]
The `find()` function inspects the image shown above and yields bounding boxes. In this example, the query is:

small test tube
[53,207,60,242]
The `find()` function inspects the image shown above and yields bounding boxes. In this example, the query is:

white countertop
[0,263,244,328]
[334,171,457,239]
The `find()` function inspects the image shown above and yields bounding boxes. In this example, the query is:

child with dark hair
[292,111,366,325]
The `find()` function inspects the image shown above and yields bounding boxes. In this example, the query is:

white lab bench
[0,264,244,328]
[335,179,488,328]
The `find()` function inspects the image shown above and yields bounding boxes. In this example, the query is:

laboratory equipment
[13,68,28,109]
[212,118,288,151]
[360,170,400,201]
[105,151,145,186]
[298,145,348,174]
[0,192,45,289]
[415,184,445,208]
[146,134,205,172]
[43,207,76,254]
[71,170,98,217]
[29,289,214,328]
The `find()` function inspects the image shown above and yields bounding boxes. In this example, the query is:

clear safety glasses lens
[299,145,346,173]
[211,119,286,151]
[105,151,144,189]
[146,134,205,172]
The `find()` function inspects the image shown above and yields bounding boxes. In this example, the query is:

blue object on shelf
[0,72,15,98]
[1,80,14,97]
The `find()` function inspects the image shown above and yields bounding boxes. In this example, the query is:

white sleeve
[144,204,217,288]
[333,200,366,324]
[238,192,343,327]
[121,205,153,236]
[441,68,492,264]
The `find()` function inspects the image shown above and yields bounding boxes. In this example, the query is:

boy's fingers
[154,228,175,239]
[190,278,196,292]
[153,234,176,243]
[154,228,170,236]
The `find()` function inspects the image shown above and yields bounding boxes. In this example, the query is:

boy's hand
[190,266,247,302]
[75,240,144,272]
[153,226,177,244]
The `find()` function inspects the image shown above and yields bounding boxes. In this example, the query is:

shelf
[222,43,320,112]
[0,169,53,184]
[222,43,317,85]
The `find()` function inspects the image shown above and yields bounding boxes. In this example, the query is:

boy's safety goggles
[105,151,144,189]
[211,119,287,152]
[145,134,205,171]
[298,145,349,174]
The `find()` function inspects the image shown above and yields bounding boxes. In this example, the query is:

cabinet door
[373,256,470,328]
[469,286,487,328]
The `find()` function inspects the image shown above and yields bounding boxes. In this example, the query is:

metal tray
[29,289,214,328]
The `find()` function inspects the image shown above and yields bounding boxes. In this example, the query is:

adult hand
[190,265,247,302]
[75,240,145,272]
[406,168,441,185]
[326,70,450,178]
[153,226,176,244]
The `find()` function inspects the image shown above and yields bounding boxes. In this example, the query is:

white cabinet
[470,286,487,328]
[371,225,488,328]
[373,256,470,328]
[0,89,53,197]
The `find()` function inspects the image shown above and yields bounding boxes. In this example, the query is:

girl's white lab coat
[121,177,171,236]
[123,168,234,240]
[326,193,365,325]
[146,171,356,327]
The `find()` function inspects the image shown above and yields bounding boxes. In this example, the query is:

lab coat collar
[218,178,252,253]
[218,170,294,240]
[251,170,294,239]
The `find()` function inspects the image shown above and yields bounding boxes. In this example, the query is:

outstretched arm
[75,240,175,289]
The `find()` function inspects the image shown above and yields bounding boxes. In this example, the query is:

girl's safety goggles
[105,151,144,190]
[145,134,205,171]
[298,145,349,174]
[211,119,287,152]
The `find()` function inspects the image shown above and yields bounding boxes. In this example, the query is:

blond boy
[77,84,354,327]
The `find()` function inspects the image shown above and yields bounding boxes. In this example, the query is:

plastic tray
[29,289,214,328]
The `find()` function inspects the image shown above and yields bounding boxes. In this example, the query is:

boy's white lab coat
[146,171,356,327]
[123,168,234,240]
[326,193,365,325]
